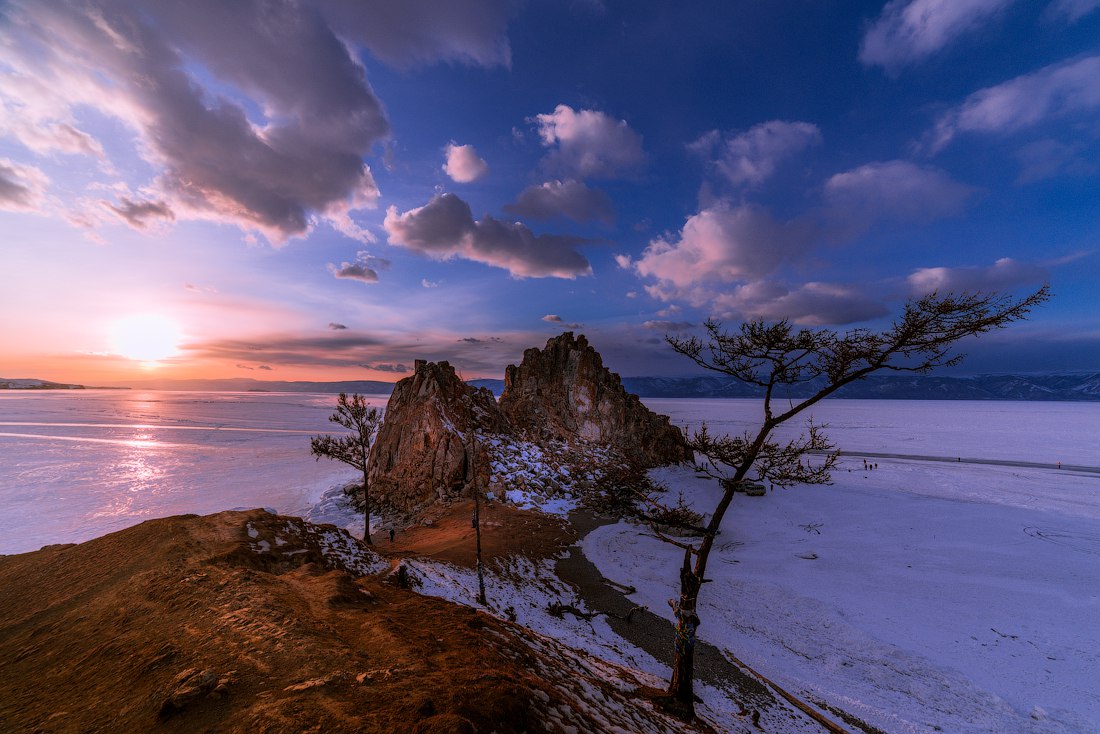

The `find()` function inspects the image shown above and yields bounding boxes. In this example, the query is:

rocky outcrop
[499,333,691,466]
[367,360,505,515]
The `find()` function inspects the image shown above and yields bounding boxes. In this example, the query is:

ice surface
[584,460,1100,733]
[0,390,387,554]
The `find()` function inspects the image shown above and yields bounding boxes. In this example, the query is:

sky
[1,0,1098,384]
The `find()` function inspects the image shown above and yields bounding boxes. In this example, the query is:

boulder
[499,333,691,466]
[367,360,505,516]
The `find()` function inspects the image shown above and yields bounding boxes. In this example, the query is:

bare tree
[656,287,1049,719]
[311,393,383,545]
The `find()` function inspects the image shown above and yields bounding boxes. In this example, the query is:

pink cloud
[443,142,489,183]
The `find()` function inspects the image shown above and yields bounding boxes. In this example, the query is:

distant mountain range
[8,373,1100,401]
[473,373,1100,402]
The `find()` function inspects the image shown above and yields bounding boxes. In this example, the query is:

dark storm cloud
[504,179,613,224]
[384,193,593,278]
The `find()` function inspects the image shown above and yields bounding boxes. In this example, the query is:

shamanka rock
[367,360,505,516]
[499,332,691,466]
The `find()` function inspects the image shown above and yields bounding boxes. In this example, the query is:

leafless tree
[311,393,383,545]
[656,287,1050,719]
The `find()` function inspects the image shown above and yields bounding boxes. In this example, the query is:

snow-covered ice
[584,459,1100,733]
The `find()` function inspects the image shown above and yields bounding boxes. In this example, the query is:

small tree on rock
[656,286,1049,719]
[311,393,383,545]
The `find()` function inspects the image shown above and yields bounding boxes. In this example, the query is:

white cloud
[860,0,1017,71]
[443,142,489,183]
[421,278,440,288]
[504,179,613,224]
[533,105,645,179]
[0,159,49,213]
[384,193,593,278]
[929,55,1100,151]
[823,160,977,226]
[315,0,514,68]
[907,257,1048,294]
[542,314,563,323]
[691,121,821,187]
[1044,0,1100,24]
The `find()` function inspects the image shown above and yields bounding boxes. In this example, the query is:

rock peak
[500,332,690,466]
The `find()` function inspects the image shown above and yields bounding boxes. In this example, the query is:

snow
[584,460,1100,733]
[403,555,820,733]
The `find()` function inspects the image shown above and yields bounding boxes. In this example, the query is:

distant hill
[0,378,94,390]
[617,373,1100,401]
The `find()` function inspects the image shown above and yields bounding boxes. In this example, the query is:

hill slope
[0,510,712,733]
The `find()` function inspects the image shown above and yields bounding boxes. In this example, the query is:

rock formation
[367,360,505,515]
[499,333,691,466]
[367,334,691,518]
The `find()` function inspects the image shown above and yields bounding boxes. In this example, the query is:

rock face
[367,360,505,515]
[499,333,691,466]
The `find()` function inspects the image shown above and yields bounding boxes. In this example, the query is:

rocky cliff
[366,360,505,515]
[499,333,691,466]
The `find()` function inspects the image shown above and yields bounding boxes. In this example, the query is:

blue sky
[1,0,1098,383]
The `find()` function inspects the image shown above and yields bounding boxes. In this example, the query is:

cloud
[632,202,815,299]
[504,179,613,224]
[823,160,977,228]
[1044,0,1100,24]
[1015,139,1096,183]
[907,257,1048,294]
[328,322,348,330]
[711,281,889,326]
[929,55,1100,151]
[329,251,391,283]
[364,362,410,373]
[315,0,514,68]
[443,142,489,183]
[257,364,273,371]
[421,278,440,288]
[642,320,694,331]
[0,159,49,212]
[542,314,563,323]
[860,0,1016,72]
[542,314,582,328]
[690,121,821,187]
[532,105,645,179]
[103,197,175,230]
[186,333,387,367]
[1,0,394,242]
[383,193,593,278]
[184,282,217,293]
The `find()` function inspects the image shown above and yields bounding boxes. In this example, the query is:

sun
[108,314,184,364]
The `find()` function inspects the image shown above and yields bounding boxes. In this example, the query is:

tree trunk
[361,466,372,546]
[667,550,702,718]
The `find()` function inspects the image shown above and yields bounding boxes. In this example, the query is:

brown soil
[0,510,702,733]
[374,499,574,567]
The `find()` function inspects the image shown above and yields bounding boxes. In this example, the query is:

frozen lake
[1,389,1098,730]
[0,390,389,555]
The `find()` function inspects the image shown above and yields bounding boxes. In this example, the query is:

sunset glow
[108,314,184,364]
